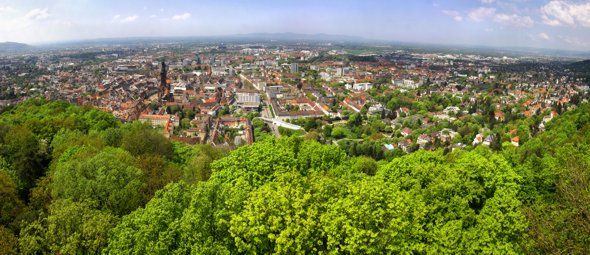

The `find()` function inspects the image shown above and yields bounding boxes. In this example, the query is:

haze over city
[1,0,590,51]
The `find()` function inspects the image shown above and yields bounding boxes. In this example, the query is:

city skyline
[1,0,590,51]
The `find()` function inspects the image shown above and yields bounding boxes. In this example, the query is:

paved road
[241,74,281,138]
[260,105,281,138]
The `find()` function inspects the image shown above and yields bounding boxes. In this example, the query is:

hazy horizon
[1,0,590,51]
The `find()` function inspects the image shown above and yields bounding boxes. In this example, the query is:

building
[138,113,173,138]
[511,136,520,147]
[235,89,261,112]
[290,63,298,73]
[401,127,413,137]
[160,61,173,102]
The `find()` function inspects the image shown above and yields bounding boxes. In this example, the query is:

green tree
[0,171,24,228]
[0,226,17,255]
[105,182,192,254]
[347,113,362,127]
[51,147,145,216]
[322,178,426,254]
[183,145,228,183]
[45,199,117,255]
[121,122,173,159]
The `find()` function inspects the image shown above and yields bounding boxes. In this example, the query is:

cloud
[121,15,138,23]
[481,0,496,3]
[23,8,50,20]
[558,35,590,48]
[172,13,191,20]
[0,6,16,12]
[468,7,496,22]
[493,14,534,27]
[113,14,139,23]
[442,10,463,21]
[541,1,590,27]
[538,32,550,40]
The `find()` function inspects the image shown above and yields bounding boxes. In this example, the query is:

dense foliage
[0,98,589,254]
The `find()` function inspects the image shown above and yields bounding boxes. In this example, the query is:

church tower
[160,61,172,102]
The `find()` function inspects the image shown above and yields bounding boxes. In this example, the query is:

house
[398,139,413,154]
[494,111,505,121]
[439,128,458,143]
[542,111,558,123]
[472,133,483,146]
[397,107,410,117]
[401,127,413,137]
[451,143,466,151]
[417,134,432,149]
[352,82,373,91]
[443,106,460,115]
[511,136,520,147]
[138,114,174,138]
[483,135,495,146]
[368,103,384,115]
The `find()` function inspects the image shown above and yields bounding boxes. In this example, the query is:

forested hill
[1,98,589,254]
[567,59,590,82]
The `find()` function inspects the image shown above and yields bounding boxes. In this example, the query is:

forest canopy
[0,98,589,254]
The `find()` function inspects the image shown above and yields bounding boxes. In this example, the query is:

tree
[105,182,192,254]
[45,199,117,255]
[347,113,362,127]
[0,226,17,255]
[0,171,24,228]
[350,156,378,176]
[230,173,347,254]
[0,125,46,198]
[331,126,348,139]
[121,122,173,159]
[183,145,228,183]
[296,140,346,175]
[322,178,426,254]
[50,147,145,216]
[137,154,182,201]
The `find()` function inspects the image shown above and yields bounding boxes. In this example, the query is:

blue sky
[1,0,590,51]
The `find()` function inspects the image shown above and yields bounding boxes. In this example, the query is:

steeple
[160,61,172,102]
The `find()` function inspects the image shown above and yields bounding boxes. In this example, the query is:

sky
[1,0,590,51]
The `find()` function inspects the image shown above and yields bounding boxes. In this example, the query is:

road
[260,104,281,138]
[241,74,281,138]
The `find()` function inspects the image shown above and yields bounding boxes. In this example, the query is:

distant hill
[567,59,590,72]
[231,33,366,42]
[567,60,590,83]
[0,42,32,52]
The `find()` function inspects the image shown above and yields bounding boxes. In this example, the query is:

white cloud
[442,10,463,22]
[541,1,590,27]
[558,35,590,48]
[149,14,157,18]
[493,14,534,27]
[172,13,191,20]
[481,0,496,4]
[23,8,50,21]
[538,32,550,40]
[0,6,16,12]
[113,14,139,23]
[121,15,138,23]
[468,7,496,22]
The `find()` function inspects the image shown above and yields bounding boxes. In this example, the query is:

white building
[235,89,260,112]
[352,82,373,91]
